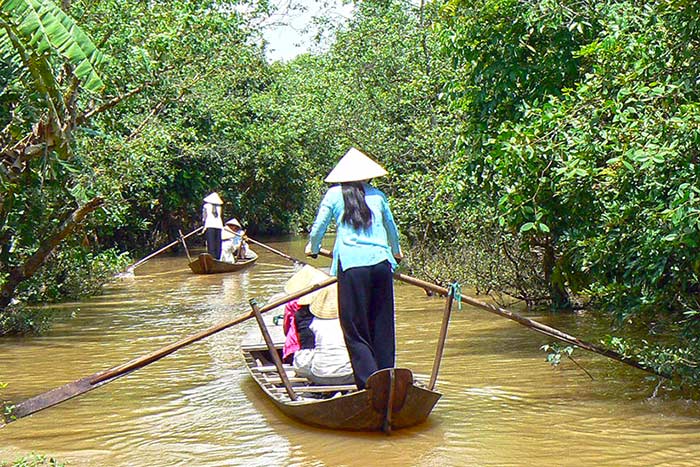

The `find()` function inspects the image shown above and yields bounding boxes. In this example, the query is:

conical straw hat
[324,147,388,183]
[308,284,339,319]
[203,192,223,204]
[284,265,331,306]
[225,218,242,228]
[221,227,241,240]
[221,218,243,240]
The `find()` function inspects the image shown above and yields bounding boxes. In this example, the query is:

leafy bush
[0,308,55,336]
[0,454,64,467]
[0,246,128,334]
[17,247,129,304]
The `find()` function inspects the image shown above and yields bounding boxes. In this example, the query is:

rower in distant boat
[202,192,224,260]
[189,216,257,273]
[221,218,248,263]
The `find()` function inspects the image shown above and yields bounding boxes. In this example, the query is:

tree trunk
[542,240,571,311]
[0,197,104,311]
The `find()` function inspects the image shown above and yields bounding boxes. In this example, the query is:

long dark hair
[341,182,372,231]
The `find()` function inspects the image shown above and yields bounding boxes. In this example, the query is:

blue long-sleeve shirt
[309,183,402,275]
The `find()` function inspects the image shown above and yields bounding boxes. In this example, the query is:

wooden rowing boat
[241,339,441,432]
[188,251,258,274]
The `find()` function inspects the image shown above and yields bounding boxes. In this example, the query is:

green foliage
[0,381,16,424]
[0,0,105,91]
[19,246,129,303]
[431,0,700,382]
[69,0,296,240]
[0,0,275,323]
[0,454,64,467]
[603,335,700,389]
[481,1,700,319]
[0,307,53,335]
[263,0,459,244]
[541,343,575,367]
[0,0,113,320]
[438,0,592,129]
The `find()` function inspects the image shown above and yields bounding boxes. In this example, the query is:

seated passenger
[221,218,248,262]
[291,303,315,379]
[281,298,301,364]
[282,266,354,385]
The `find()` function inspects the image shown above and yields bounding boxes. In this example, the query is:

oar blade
[1,276,335,425]
[4,372,119,423]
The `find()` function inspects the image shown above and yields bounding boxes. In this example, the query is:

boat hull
[188,252,257,274]
[242,345,441,432]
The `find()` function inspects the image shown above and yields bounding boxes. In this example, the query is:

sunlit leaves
[0,0,105,91]
[437,0,700,337]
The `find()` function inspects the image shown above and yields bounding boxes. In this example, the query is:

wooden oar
[309,248,669,379]
[178,229,193,262]
[429,286,455,390]
[249,299,298,401]
[126,226,203,272]
[2,276,337,424]
[229,238,669,379]
[241,235,306,265]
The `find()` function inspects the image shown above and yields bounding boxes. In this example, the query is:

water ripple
[3,244,700,466]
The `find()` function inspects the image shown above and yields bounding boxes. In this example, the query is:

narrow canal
[1,238,699,466]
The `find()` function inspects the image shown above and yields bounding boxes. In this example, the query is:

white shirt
[220,239,237,263]
[308,318,353,378]
[202,203,223,229]
[293,349,314,378]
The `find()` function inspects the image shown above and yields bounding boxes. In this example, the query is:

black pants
[205,228,221,260]
[337,260,395,389]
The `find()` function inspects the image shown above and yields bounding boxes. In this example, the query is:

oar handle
[244,236,304,265]
[315,248,445,295]
[128,226,204,270]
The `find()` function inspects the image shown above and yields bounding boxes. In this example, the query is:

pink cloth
[282,300,301,360]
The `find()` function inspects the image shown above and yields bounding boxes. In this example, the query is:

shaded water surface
[2,238,700,466]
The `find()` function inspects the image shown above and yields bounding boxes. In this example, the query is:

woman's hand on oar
[304,242,317,259]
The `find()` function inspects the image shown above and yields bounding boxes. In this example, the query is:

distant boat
[241,339,441,432]
[188,250,258,274]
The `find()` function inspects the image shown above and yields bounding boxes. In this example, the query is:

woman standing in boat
[202,192,224,260]
[306,147,403,389]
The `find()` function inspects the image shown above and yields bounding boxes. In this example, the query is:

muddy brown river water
[2,238,700,466]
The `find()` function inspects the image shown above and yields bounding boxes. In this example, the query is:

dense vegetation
[0,0,698,386]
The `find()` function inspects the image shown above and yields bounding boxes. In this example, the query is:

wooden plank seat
[253,365,357,391]
[269,384,357,393]
[242,343,284,352]
[251,365,294,373]
[262,376,310,384]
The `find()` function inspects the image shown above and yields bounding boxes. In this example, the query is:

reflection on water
[2,238,700,466]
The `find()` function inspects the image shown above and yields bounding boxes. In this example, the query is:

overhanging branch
[0,197,104,311]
